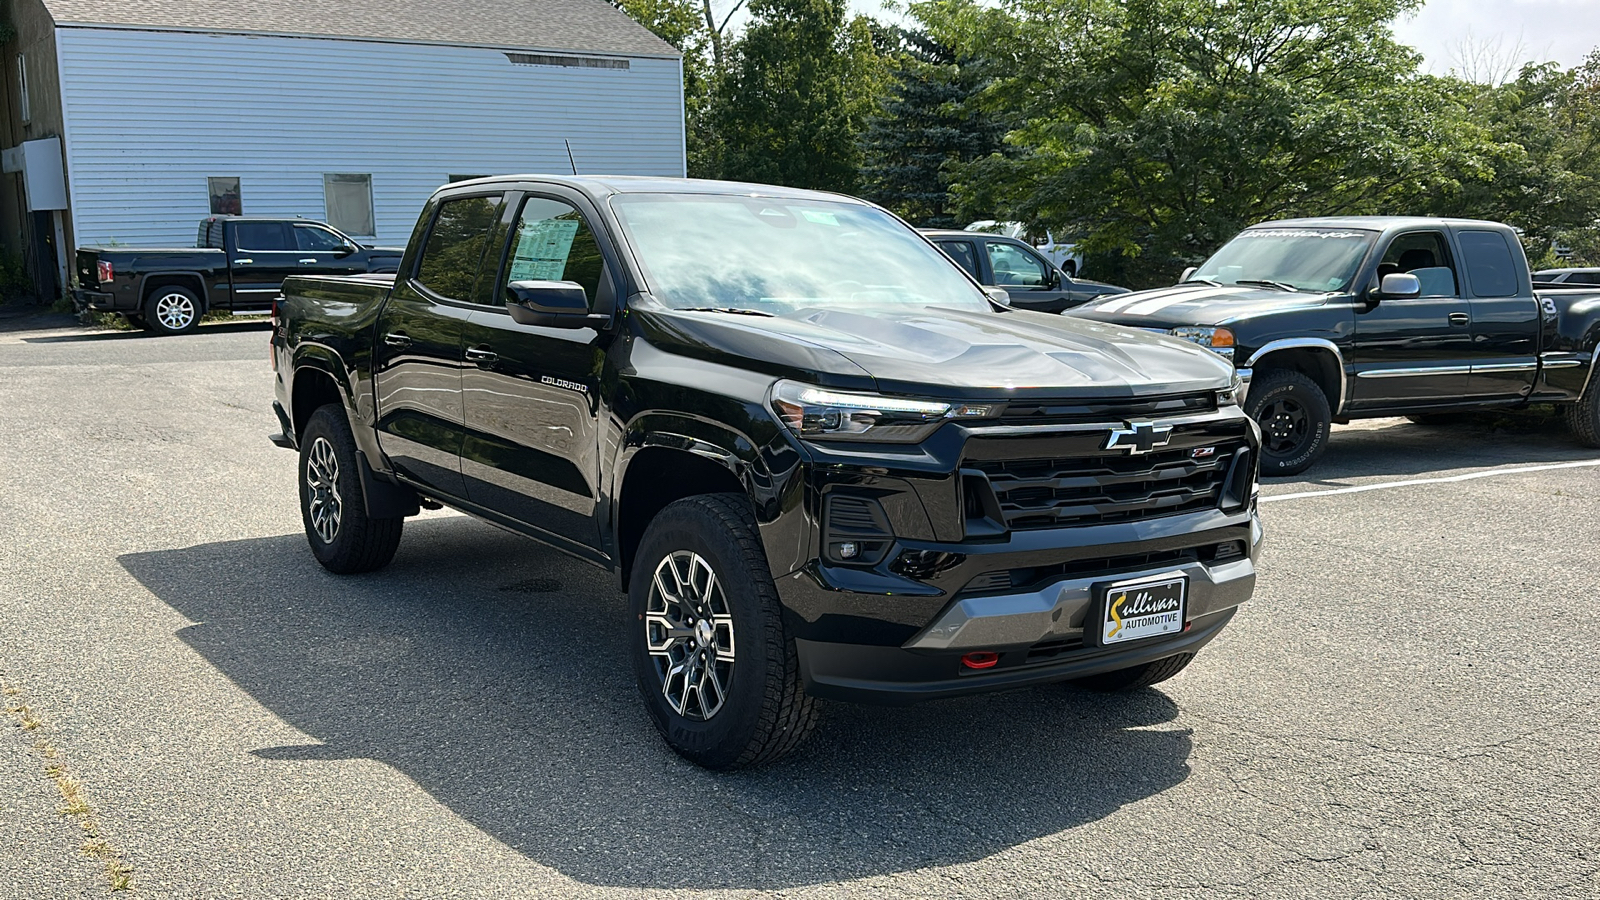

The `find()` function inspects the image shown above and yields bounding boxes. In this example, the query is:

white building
[0,0,685,298]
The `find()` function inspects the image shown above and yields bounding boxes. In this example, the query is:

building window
[207,177,242,215]
[324,174,374,237]
[17,55,30,124]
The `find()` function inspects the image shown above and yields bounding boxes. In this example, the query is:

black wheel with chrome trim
[1244,369,1331,475]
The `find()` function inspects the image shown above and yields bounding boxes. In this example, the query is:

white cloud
[1392,0,1599,74]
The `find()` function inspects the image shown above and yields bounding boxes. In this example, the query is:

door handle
[299,258,319,265]
[1448,312,1470,326]
[235,258,253,265]
[383,331,412,348]
[464,346,498,365]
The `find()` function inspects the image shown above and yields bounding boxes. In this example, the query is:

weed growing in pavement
[2,675,135,892]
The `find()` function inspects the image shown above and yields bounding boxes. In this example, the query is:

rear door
[371,192,508,500]
[228,221,299,302]
[457,189,617,554]
[1457,228,1541,400]
[1347,230,1475,408]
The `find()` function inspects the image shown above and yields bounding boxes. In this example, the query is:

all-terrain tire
[1073,653,1196,692]
[144,284,203,335]
[298,405,404,574]
[628,493,820,770]
[1564,373,1600,447]
[1245,369,1333,476]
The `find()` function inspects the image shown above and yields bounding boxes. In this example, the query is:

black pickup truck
[270,175,1262,768]
[75,217,402,334]
[1068,217,1600,474]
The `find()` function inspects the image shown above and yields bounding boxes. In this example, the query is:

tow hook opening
[961,651,1000,670]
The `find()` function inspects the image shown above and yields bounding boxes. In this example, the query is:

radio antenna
[564,139,579,175]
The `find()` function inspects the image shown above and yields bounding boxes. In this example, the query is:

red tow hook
[961,651,1000,670]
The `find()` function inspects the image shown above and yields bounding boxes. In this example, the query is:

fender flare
[1244,338,1348,415]
[135,270,212,310]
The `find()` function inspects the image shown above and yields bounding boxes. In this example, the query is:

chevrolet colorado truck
[1068,218,1600,474]
[270,176,1263,768]
[75,217,402,335]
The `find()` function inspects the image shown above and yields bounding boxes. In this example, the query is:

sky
[845,0,1600,74]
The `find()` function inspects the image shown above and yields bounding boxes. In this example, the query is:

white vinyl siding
[55,28,685,246]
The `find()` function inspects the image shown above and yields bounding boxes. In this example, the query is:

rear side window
[1458,230,1520,298]
[1568,271,1600,285]
[415,195,505,301]
[935,240,981,280]
[233,222,291,251]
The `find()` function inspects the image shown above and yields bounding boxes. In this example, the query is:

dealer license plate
[1098,574,1187,645]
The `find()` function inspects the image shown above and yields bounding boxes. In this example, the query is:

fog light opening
[961,651,1000,670]
[836,542,859,560]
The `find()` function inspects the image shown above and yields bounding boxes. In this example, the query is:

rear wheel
[1245,369,1332,475]
[1564,374,1600,447]
[298,405,404,574]
[144,284,202,335]
[1073,653,1195,691]
[628,493,820,769]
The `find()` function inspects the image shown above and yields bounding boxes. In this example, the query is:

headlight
[1171,326,1236,361]
[771,381,990,443]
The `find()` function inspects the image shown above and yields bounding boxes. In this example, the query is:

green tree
[928,0,1496,286]
[858,27,1008,227]
[713,0,888,191]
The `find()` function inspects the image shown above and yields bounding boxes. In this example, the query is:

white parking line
[1262,458,1600,503]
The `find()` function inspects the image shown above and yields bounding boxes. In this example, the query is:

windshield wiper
[1235,279,1299,292]
[674,307,776,317]
[1182,277,1222,286]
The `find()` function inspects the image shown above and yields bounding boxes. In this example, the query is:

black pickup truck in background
[75,217,402,335]
[1068,217,1600,474]
[271,175,1263,769]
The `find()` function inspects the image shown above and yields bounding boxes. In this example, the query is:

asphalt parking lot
[2,315,1596,899]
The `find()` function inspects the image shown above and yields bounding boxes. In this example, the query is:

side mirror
[507,280,592,328]
[1180,266,1198,283]
[335,245,357,258]
[985,287,1011,305]
[1376,272,1421,302]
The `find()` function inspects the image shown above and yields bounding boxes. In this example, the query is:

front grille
[971,443,1242,530]
[997,393,1216,426]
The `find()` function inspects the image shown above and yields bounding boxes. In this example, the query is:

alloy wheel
[644,550,736,720]
[1260,397,1309,455]
[154,292,197,331]
[305,436,343,544]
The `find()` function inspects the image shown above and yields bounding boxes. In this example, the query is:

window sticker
[509,218,581,282]
[800,209,839,226]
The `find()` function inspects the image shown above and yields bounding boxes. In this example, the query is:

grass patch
[3,674,135,892]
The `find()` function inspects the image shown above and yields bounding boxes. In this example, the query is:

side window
[415,195,505,301]
[986,241,1050,287]
[1378,232,1457,297]
[1458,230,1521,298]
[936,240,981,280]
[504,196,605,306]
[233,223,292,251]
[1569,272,1600,285]
[294,225,348,252]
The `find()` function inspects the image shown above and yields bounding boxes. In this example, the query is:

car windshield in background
[610,194,991,314]
[1192,228,1376,292]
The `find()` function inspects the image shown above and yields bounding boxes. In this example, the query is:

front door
[371,192,507,500]
[458,192,616,552]
[983,239,1079,312]
[290,223,366,278]
[1347,230,1475,409]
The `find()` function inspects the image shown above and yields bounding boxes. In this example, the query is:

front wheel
[628,493,820,769]
[1245,369,1332,476]
[298,405,404,574]
[1073,653,1195,691]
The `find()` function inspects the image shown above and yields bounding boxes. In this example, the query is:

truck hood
[635,303,1234,400]
[1067,283,1340,328]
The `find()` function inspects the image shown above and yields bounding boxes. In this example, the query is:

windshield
[1193,228,1376,292]
[610,194,991,313]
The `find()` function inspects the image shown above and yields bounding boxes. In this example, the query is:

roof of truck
[442,175,872,204]
[41,0,678,58]
[1249,216,1514,232]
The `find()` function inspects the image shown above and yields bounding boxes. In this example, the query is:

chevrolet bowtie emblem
[1105,421,1174,455]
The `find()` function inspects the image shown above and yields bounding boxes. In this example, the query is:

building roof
[41,0,679,58]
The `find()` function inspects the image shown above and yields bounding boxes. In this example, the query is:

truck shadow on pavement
[121,518,1193,890]
[1272,413,1596,486]
[22,320,271,343]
